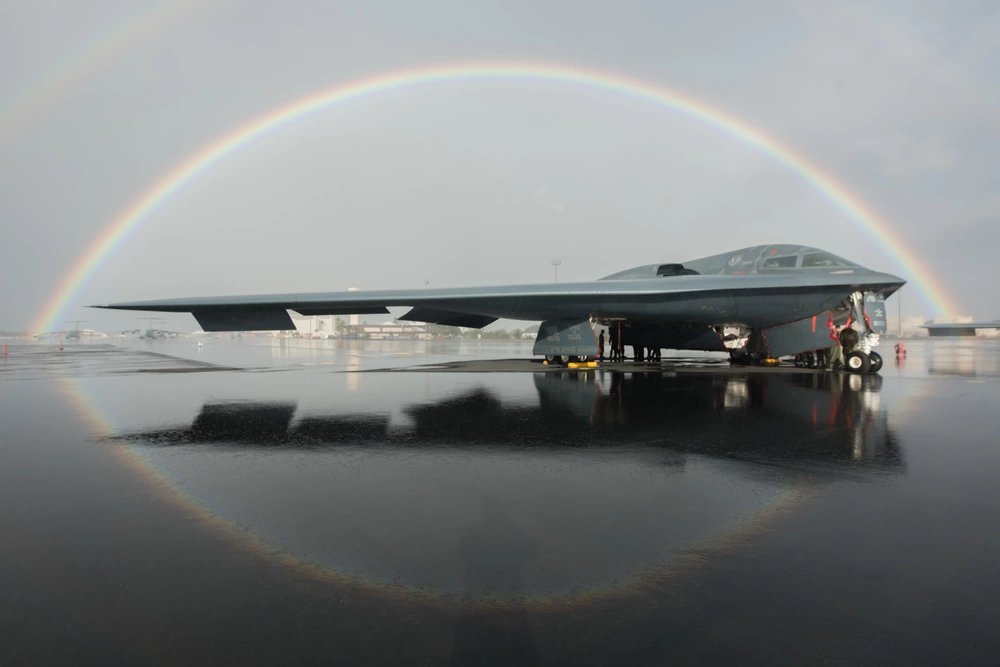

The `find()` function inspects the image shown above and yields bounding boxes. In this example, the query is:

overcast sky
[2,0,998,332]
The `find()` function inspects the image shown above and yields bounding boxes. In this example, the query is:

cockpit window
[761,256,797,268]
[801,252,852,268]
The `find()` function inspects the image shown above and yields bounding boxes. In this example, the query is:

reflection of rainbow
[31,62,958,334]
[0,1,205,142]
[55,375,413,603]
[55,370,811,610]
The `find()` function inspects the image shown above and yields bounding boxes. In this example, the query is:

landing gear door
[865,293,889,334]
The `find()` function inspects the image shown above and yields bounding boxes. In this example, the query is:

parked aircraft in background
[34,320,108,340]
[93,244,904,373]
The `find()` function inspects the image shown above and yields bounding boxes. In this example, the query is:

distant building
[343,321,429,340]
[922,316,1000,338]
[290,315,336,338]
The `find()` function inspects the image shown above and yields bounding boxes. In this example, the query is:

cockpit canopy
[600,244,860,280]
[655,263,700,277]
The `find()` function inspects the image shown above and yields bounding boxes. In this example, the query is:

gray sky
[2,0,998,333]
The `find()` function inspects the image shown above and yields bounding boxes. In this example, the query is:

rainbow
[0,0,206,143]
[31,61,958,334]
[55,371,811,609]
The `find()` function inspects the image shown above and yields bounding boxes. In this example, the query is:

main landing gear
[544,355,593,365]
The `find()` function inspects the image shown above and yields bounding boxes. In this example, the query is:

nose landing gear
[867,351,883,373]
[844,349,883,374]
[841,292,886,374]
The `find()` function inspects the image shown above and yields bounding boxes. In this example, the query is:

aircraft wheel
[729,350,751,366]
[573,355,591,363]
[845,351,870,374]
[545,355,561,365]
[867,351,883,373]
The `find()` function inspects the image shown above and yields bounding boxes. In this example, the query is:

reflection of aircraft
[94,244,904,371]
[107,372,902,602]
[529,371,900,466]
[114,371,902,469]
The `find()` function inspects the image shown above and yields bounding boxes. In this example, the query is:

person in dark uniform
[597,330,606,361]
[838,325,859,355]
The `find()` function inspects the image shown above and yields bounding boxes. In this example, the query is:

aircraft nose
[874,271,907,294]
[886,272,907,287]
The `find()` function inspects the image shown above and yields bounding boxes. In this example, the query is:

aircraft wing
[92,271,905,332]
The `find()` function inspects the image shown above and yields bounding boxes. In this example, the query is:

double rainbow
[31,61,956,334]
[1,0,205,143]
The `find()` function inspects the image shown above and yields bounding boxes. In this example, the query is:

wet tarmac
[2,337,999,665]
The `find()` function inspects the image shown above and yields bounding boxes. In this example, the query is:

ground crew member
[839,325,859,354]
[829,324,845,370]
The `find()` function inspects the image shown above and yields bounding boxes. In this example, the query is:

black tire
[845,350,870,374]
[729,350,751,366]
[867,351,883,373]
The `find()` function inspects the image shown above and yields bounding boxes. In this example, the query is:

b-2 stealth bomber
[94,244,904,373]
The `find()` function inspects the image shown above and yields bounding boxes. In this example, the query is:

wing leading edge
[92,271,905,332]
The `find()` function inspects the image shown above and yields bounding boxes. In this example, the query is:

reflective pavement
[1,337,998,665]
